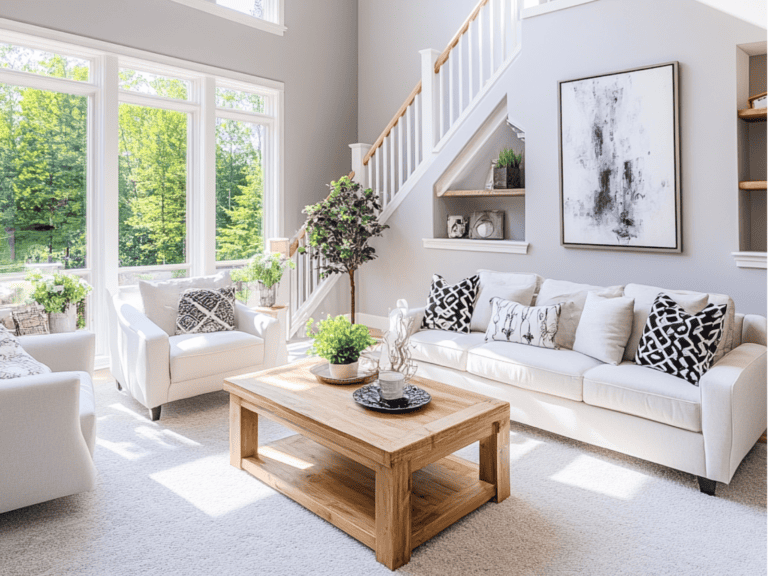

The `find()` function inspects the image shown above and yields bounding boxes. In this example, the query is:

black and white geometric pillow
[635,293,727,385]
[485,298,561,349]
[175,287,237,335]
[421,274,480,333]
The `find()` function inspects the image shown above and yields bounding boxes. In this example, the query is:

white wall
[0,0,359,237]
[356,0,767,317]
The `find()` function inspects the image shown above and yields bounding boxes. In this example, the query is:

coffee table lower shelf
[240,434,496,552]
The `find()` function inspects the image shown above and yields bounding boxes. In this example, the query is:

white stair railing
[281,0,522,337]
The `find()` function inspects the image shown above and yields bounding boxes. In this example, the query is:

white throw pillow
[573,292,635,365]
[535,279,624,350]
[0,327,51,379]
[484,298,561,349]
[139,271,231,336]
[470,270,541,332]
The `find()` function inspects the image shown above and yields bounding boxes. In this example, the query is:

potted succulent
[306,314,377,379]
[231,251,295,308]
[493,147,523,189]
[26,270,92,333]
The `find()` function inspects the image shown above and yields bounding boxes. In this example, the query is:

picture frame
[558,61,681,253]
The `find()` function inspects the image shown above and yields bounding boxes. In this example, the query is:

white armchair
[0,331,97,514]
[108,275,281,421]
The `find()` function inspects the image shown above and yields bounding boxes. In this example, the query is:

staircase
[282,0,524,337]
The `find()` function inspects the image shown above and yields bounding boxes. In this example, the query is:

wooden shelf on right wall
[739,180,767,190]
[738,108,767,122]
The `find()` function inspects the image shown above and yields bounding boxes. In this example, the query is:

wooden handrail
[289,172,354,257]
[362,81,422,166]
[362,0,492,166]
[434,0,489,73]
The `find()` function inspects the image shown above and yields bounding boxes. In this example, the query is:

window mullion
[197,76,217,276]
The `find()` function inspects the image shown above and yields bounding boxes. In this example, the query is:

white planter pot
[378,371,405,400]
[48,304,77,333]
[329,361,358,380]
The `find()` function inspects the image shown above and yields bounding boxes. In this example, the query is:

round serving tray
[309,363,378,386]
[352,383,432,414]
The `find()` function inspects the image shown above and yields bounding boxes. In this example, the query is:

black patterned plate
[352,383,432,414]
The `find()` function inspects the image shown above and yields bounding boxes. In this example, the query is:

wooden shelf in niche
[739,180,767,190]
[440,188,525,198]
[738,108,766,122]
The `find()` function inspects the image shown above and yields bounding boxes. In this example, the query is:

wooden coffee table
[224,358,510,570]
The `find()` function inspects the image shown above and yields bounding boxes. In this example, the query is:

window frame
[166,0,286,36]
[0,19,285,368]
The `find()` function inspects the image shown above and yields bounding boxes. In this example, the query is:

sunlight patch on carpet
[550,454,649,499]
[96,437,149,461]
[149,454,274,517]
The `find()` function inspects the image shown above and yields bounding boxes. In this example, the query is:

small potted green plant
[306,315,377,379]
[493,147,523,189]
[26,270,92,333]
[231,251,295,307]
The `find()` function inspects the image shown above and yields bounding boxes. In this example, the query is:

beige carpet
[0,368,765,576]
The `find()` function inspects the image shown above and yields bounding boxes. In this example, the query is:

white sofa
[0,331,97,513]
[394,276,767,495]
[108,274,281,421]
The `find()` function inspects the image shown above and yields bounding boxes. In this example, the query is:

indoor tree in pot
[306,314,377,379]
[231,251,295,307]
[26,270,92,333]
[300,175,388,324]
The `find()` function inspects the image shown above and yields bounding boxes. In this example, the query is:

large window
[167,0,285,35]
[0,26,284,364]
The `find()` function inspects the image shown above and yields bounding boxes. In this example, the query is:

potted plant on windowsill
[231,251,295,308]
[493,147,523,189]
[26,270,92,333]
[306,315,377,379]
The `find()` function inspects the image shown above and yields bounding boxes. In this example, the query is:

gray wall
[356,0,768,317]
[0,0,359,237]
[749,54,766,251]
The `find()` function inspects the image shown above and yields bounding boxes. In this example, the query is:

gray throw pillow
[175,287,237,335]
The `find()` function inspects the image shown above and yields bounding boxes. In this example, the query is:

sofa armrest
[235,302,280,369]
[389,299,426,338]
[112,299,170,409]
[700,343,767,483]
[0,372,96,513]
[18,331,95,376]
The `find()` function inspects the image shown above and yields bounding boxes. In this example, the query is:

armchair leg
[115,381,122,391]
[697,476,717,496]
[150,406,162,421]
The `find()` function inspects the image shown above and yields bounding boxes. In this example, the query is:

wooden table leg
[479,418,510,503]
[375,462,412,570]
[229,395,258,469]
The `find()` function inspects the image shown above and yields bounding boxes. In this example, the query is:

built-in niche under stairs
[426,99,529,255]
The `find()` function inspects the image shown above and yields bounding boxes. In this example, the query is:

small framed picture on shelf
[749,91,767,109]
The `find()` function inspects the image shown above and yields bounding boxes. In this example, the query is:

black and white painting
[559,62,681,252]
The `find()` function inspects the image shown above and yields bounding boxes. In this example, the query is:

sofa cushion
[470,270,540,332]
[535,279,624,350]
[573,292,635,365]
[583,362,702,432]
[421,274,480,333]
[466,342,604,401]
[175,287,237,335]
[623,283,735,365]
[0,327,51,379]
[139,271,231,336]
[410,330,486,371]
[169,330,263,383]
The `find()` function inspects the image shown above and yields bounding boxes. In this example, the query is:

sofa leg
[697,476,717,496]
[115,381,122,391]
[149,406,161,421]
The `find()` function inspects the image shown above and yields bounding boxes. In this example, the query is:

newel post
[349,143,372,188]
[419,48,441,158]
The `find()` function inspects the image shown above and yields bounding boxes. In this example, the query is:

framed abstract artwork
[559,62,681,252]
